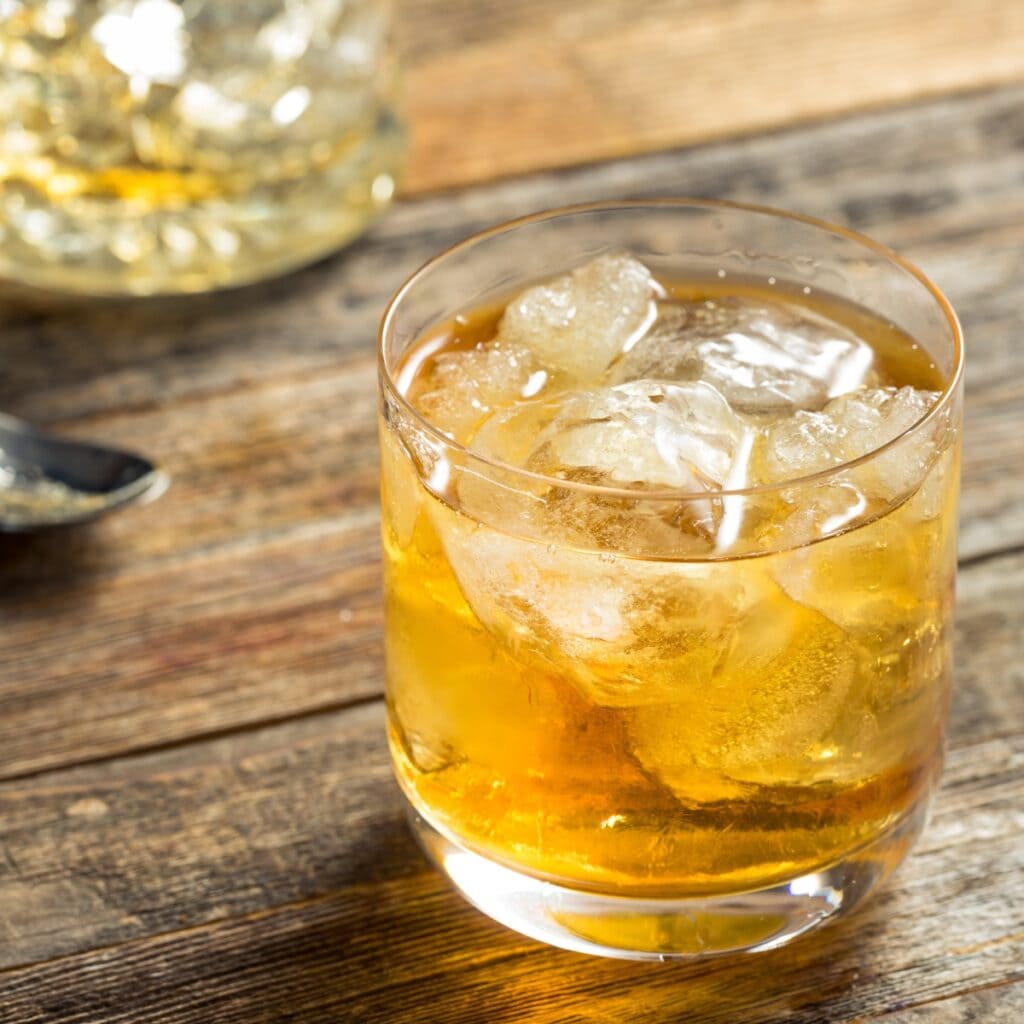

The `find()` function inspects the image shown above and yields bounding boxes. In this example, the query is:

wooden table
[2,4,1024,1020]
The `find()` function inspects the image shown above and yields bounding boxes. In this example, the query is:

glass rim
[378,197,964,502]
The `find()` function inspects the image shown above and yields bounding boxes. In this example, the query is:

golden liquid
[382,280,958,897]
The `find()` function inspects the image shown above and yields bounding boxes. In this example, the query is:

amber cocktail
[378,201,962,959]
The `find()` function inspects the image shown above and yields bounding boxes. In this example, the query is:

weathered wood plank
[0,549,1021,973]
[0,456,1022,782]
[949,551,1024,746]
[395,0,1024,194]
[871,982,1024,1022]
[0,701,401,970]
[1,91,1020,575]
[3,86,1022,426]
[0,710,1019,1021]
[0,359,381,588]
[0,520,383,779]
[0,14,1019,1018]
[1,88,1022,783]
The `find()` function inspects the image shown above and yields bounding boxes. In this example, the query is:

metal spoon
[0,413,168,531]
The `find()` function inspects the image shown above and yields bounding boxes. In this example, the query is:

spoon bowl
[0,414,167,531]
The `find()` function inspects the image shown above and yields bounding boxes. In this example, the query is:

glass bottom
[0,107,403,296]
[408,799,928,960]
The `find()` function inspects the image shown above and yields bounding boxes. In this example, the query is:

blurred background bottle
[0,0,403,295]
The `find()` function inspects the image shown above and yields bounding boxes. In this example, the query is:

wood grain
[0,497,1022,782]
[2,87,1023,781]
[0,712,1020,1020]
[0,521,383,779]
[0,544,1021,988]
[1,76,1023,1021]
[396,0,1024,193]
[876,984,1024,1023]
[5,86,1024,428]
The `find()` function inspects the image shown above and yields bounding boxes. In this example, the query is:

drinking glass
[378,200,963,959]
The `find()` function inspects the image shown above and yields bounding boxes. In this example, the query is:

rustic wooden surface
[1,71,1023,1024]
[396,0,1024,193]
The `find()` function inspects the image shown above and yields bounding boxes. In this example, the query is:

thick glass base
[409,801,927,960]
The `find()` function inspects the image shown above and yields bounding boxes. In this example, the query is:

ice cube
[570,560,774,708]
[750,386,941,549]
[499,253,657,381]
[379,427,423,549]
[629,586,860,791]
[408,339,541,443]
[771,435,956,637]
[759,386,940,495]
[527,380,746,490]
[773,510,946,632]
[428,494,769,707]
[607,304,704,384]
[609,295,877,412]
[766,506,953,787]
[427,502,627,660]
[908,434,957,522]
[463,379,752,553]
